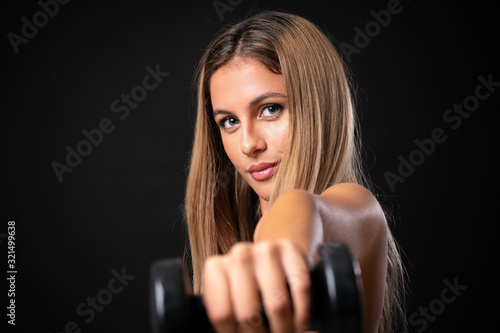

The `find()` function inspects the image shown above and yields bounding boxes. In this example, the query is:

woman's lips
[248,162,280,181]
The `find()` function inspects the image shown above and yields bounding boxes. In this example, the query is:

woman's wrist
[253,189,324,264]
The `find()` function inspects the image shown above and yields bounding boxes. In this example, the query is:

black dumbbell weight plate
[151,243,363,333]
[310,243,363,333]
[150,258,212,333]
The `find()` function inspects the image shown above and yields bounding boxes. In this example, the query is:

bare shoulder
[316,183,388,333]
[314,182,388,257]
[319,183,384,219]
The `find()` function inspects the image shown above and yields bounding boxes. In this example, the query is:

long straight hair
[185,11,405,332]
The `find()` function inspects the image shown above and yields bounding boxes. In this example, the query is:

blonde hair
[185,11,405,332]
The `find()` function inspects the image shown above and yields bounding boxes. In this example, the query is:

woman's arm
[253,183,388,333]
[203,183,387,333]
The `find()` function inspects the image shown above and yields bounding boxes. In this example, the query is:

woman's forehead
[210,58,286,109]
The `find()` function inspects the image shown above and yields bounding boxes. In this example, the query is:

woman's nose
[240,123,266,156]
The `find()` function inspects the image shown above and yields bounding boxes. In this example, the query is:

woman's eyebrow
[248,92,286,108]
[213,92,287,117]
[213,109,232,117]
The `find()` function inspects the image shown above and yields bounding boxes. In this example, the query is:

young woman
[184,11,405,333]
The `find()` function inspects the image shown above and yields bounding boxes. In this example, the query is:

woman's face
[210,57,289,211]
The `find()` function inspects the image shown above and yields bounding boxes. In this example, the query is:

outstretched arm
[203,183,388,333]
[254,183,387,333]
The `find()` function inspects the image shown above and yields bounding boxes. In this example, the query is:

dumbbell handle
[151,243,362,333]
[191,282,293,332]
[176,262,354,332]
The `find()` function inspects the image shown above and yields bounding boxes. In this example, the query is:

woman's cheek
[268,120,288,152]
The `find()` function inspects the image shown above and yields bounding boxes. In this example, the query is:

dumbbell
[150,243,363,333]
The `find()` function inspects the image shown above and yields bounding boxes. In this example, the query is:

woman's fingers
[280,241,312,332]
[227,243,266,333]
[254,242,294,333]
[202,240,311,333]
[203,256,237,333]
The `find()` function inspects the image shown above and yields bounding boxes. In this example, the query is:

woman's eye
[261,104,283,117]
[220,117,239,128]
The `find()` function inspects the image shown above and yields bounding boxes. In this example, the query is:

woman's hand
[202,239,311,333]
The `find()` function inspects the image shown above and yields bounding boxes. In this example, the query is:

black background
[3,0,498,332]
